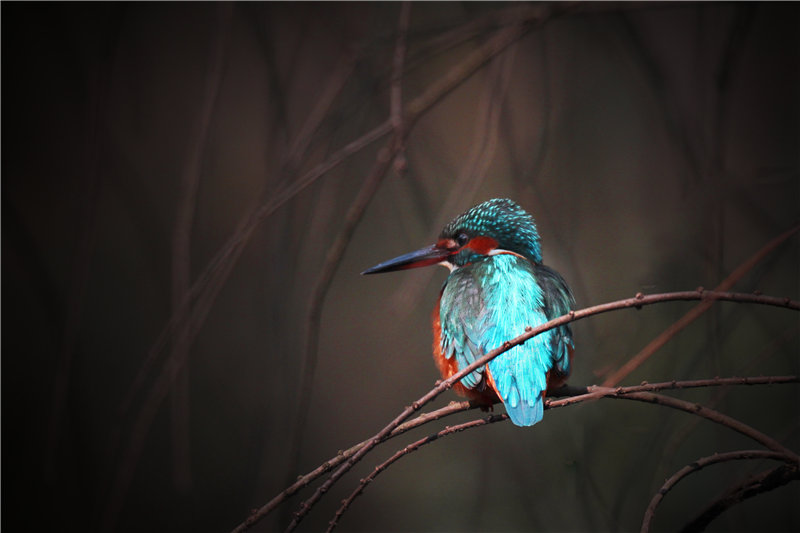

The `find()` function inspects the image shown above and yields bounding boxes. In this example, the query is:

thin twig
[659,325,799,473]
[326,413,509,532]
[607,391,798,458]
[230,400,473,533]
[327,377,799,531]
[547,376,800,411]
[282,139,401,512]
[602,224,800,386]
[232,374,798,532]
[641,450,797,533]
[277,289,797,532]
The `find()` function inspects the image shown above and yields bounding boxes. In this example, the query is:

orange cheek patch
[466,236,498,255]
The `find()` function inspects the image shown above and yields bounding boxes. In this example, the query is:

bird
[362,198,574,427]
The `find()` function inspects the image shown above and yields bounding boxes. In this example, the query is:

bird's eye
[456,233,469,247]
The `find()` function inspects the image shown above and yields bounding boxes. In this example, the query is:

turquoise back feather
[440,254,573,426]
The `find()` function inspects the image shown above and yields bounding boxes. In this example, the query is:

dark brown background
[3,2,798,532]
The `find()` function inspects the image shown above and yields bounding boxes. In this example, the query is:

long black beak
[361,244,451,275]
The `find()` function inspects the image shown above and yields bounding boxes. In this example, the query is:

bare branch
[238,374,799,533]
[547,376,800,410]
[659,326,799,462]
[326,377,799,531]
[326,413,509,532]
[278,291,797,530]
[283,137,401,517]
[230,288,797,532]
[680,463,800,533]
[641,450,797,533]
[602,224,800,386]
[282,289,796,530]
[230,400,474,533]
[606,391,798,458]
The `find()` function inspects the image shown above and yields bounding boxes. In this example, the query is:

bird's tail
[486,368,544,426]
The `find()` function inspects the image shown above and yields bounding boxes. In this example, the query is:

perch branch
[238,374,798,533]
[277,290,797,532]
[327,377,799,531]
[641,450,798,533]
[547,375,800,410]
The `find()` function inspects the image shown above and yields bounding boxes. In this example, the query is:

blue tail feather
[503,389,543,426]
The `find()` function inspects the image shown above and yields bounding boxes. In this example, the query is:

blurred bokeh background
[3,2,799,532]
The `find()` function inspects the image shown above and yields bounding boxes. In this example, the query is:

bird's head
[362,198,542,275]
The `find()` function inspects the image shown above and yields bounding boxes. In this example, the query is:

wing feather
[439,254,573,426]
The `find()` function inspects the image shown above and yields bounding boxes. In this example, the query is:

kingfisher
[362,198,574,426]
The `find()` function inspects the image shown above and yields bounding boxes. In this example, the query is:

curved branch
[680,463,800,533]
[608,391,797,458]
[229,400,474,533]
[546,375,800,411]
[327,377,799,531]
[326,413,509,532]
[259,290,798,532]
[239,374,799,533]
[231,291,797,532]
[641,450,797,533]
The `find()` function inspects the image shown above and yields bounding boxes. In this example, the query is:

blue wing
[439,254,573,426]
[534,263,575,377]
[439,269,489,390]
